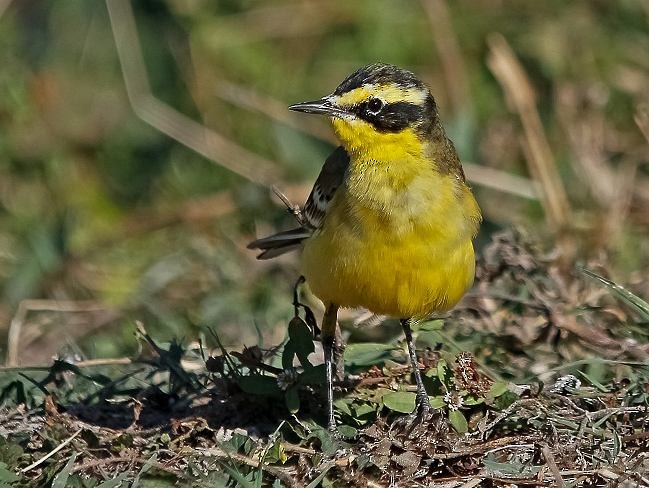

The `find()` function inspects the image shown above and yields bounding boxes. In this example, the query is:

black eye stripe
[352,101,424,132]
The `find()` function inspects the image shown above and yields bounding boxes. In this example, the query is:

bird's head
[289,63,440,159]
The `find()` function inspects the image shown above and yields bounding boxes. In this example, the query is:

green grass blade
[96,472,130,488]
[131,453,157,488]
[580,267,649,321]
[216,460,257,488]
[52,452,77,488]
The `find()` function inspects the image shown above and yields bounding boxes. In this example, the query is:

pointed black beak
[288,98,349,118]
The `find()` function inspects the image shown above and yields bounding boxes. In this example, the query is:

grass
[1,230,648,486]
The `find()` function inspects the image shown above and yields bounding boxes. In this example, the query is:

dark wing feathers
[248,146,349,260]
[303,146,349,230]
[247,228,311,260]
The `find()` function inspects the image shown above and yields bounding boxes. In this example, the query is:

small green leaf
[345,343,395,367]
[131,453,157,488]
[304,462,334,488]
[52,452,77,488]
[288,317,315,367]
[223,432,255,455]
[337,425,357,439]
[448,410,468,434]
[96,473,130,488]
[462,395,485,406]
[437,359,451,386]
[302,422,339,457]
[0,462,20,484]
[381,391,444,413]
[416,330,445,349]
[486,381,509,400]
[494,391,519,410]
[333,399,353,416]
[353,403,376,418]
[416,320,445,331]
[285,387,300,413]
[263,437,287,464]
[483,453,541,476]
[429,395,445,409]
[382,391,416,413]
[216,459,258,488]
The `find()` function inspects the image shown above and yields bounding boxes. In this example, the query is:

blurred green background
[1,0,648,365]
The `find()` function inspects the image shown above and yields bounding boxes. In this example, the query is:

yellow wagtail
[249,63,481,430]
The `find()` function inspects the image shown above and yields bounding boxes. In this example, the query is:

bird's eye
[366,98,384,114]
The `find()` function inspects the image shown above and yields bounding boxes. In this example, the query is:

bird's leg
[401,318,431,418]
[322,303,340,431]
[333,321,346,382]
[323,336,336,431]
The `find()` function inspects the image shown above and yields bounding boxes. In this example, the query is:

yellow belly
[301,185,478,319]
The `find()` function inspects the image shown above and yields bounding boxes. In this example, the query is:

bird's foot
[390,396,444,439]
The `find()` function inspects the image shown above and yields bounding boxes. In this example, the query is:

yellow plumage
[302,120,480,318]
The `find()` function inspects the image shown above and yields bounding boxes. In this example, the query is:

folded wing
[248,146,349,259]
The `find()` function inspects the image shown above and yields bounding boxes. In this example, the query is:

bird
[248,63,481,430]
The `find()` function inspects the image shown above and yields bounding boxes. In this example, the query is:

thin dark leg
[323,334,336,431]
[401,318,430,415]
[332,322,346,382]
[322,303,340,431]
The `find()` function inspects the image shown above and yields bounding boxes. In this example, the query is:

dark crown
[334,63,426,96]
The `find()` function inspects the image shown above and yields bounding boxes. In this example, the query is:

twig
[271,185,307,225]
[585,406,648,422]
[282,443,317,455]
[212,78,334,142]
[429,435,543,460]
[550,311,649,361]
[6,300,107,367]
[540,443,565,488]
[0,0,12,19]
[457,479,485,488]
[479,399,543,433]
[0,357,133,373]
[463,162,538,200]
[487,33,571,233]
[21,429,82,473]
[420,0,472,117]
[105,0,279,186]
[70,454,186,478]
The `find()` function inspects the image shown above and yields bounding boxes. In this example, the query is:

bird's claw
[390,397,444,438]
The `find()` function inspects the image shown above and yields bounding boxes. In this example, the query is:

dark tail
[247,227,311,260]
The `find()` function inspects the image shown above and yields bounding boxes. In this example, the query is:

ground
[1,230,648,487]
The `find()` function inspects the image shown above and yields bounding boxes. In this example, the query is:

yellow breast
[301,149,480,319]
